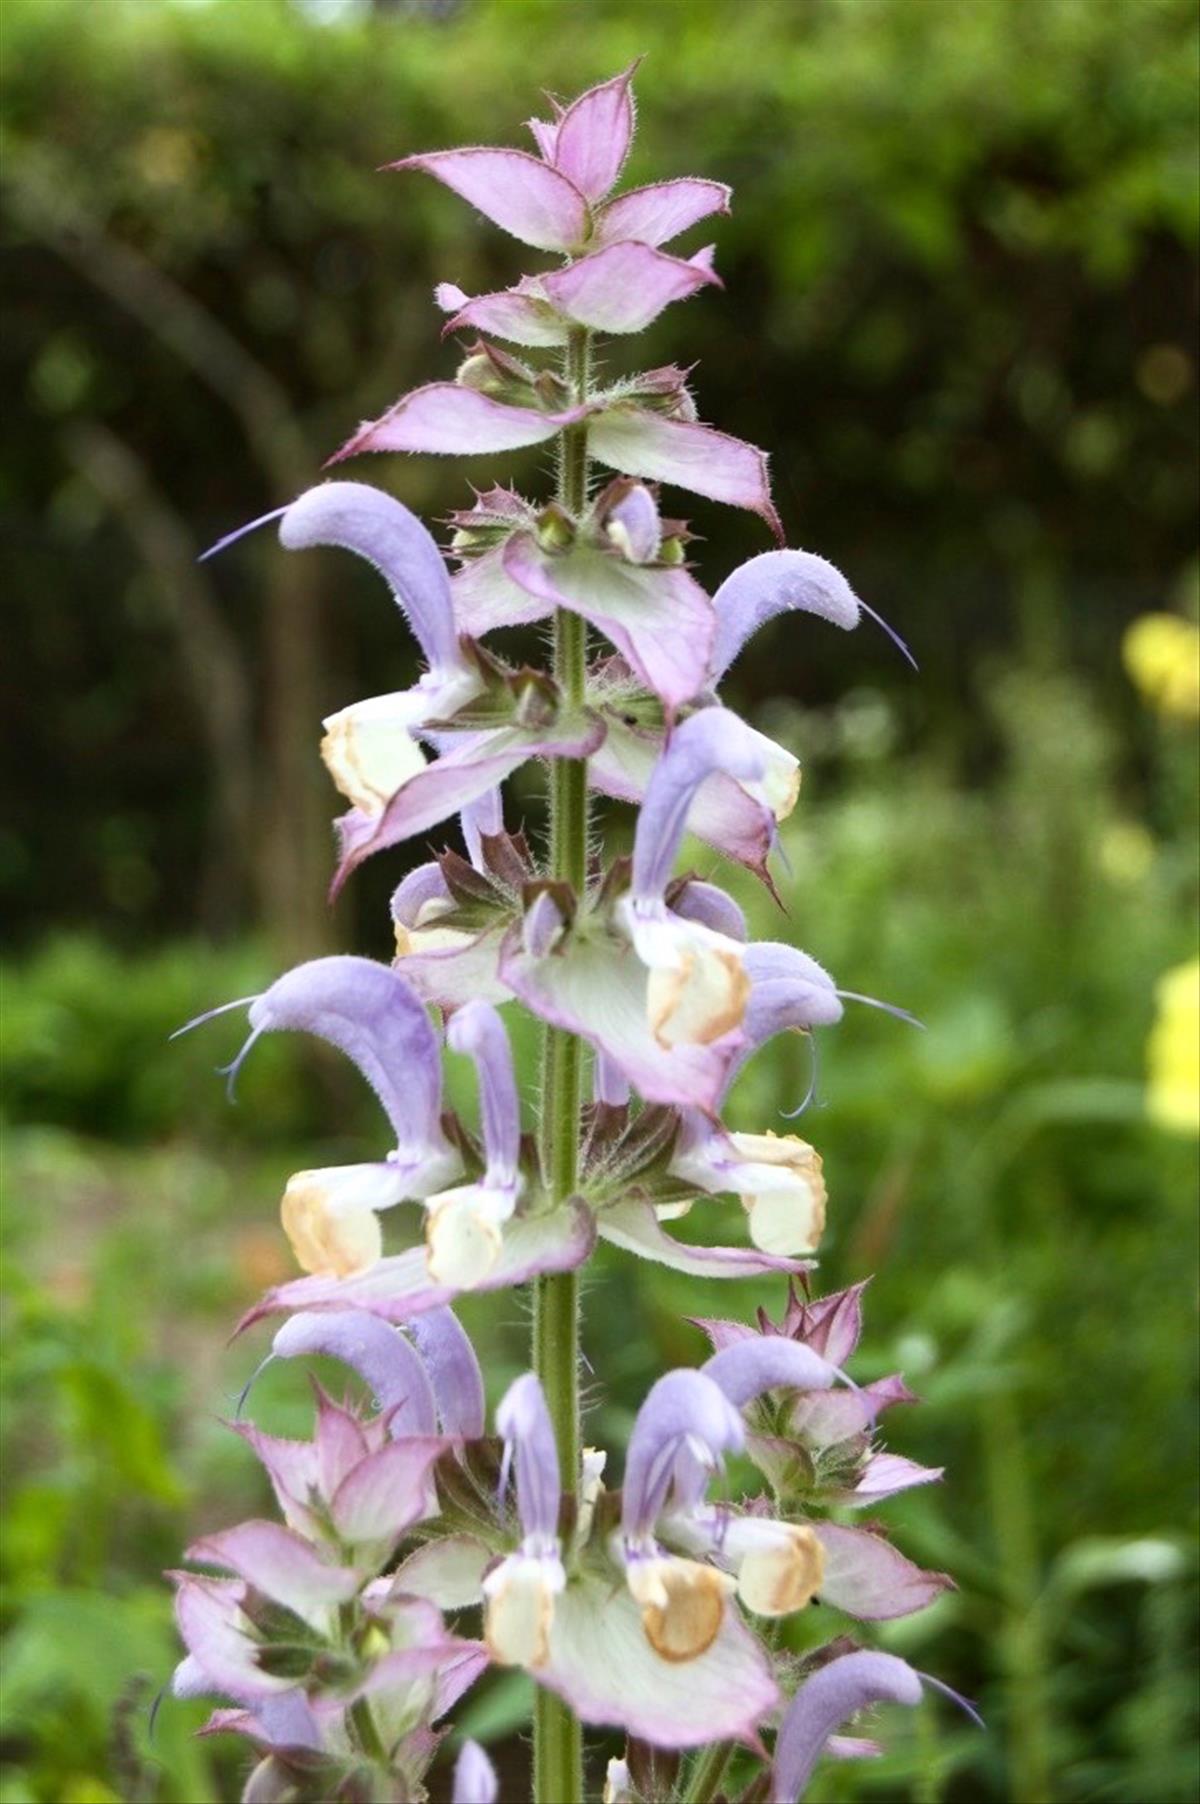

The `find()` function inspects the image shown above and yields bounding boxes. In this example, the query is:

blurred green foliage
[1,0,1197,1800]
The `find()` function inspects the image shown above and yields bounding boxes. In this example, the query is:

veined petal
[173,1576,291,1702]
[247,958,455,1172]
[393,1534,491,1610]
[334,716,604,889]
[439,282,568,348]
[595,178,732,248]
[186,1522,361,1625]
[331,383,586,463]
[537,1574,776,1747]
[710,548,863,683]
[239,1201,596,1329]
[279,482,467,678]
[446,1001,521,1189]
[385,149,589,252]
[270,1310,438,1437]
[540,241,718,335]
[588,410,782,539]
[328,1435,446,1549]
[812,1523,954,1621]
[502,534,714,709]
[621,1369,743,1537]
[847,1452,944,1505]
[453,1740,499,1804]
[548,62,639,200]
[597,1199,809,1279]
[500,924,745,1111]
[772,1651,924,1804]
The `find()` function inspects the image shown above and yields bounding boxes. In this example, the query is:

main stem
[533,326,591,1804]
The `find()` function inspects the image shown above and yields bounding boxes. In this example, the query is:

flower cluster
[174,64,971,1802]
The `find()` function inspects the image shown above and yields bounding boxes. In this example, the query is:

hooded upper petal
[270,1310,439,1436]
[279,482,467,679]
[246,958,455,1180]
[771,1651,925,1804]
[709,548,864,684]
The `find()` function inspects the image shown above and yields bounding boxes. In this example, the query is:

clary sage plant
[172,64,976,1804]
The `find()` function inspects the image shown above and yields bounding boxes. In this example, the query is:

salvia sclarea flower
[173,57,965,1804]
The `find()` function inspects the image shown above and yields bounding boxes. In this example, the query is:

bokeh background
[2,0,1198,1799]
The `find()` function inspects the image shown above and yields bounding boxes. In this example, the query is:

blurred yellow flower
[1122,614,1200,719]
[1097,820,1154,886]
[1147,957,1200,1135]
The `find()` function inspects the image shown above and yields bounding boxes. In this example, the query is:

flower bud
[535,503,576,553]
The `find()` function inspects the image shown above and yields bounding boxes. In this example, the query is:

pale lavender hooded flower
[177,956,461,1281]
[203,480,603,892]
[590,545,913,880]
[502,708,765,1112]
[771,1650,981,1802]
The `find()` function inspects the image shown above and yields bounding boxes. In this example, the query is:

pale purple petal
[671,879,747,941]
[589,718,777,879]
[587,411,782,538]
[328,1435,445,1547]
[331,383,585,463]
[460,786,503,868]
[239,1202,596,1329]
[784,1282,869,1365]
[549,63,639,200]
[632,708,767,904]
[453,1739,499,1804]
[497,1372,560,1542]
[595,178,732,248]
[501,533,714,708]
[385,149,589,252]
[246,957,449,1168]
[270,1310,438,1436]
[813,1523,954,1621]
[741,942,845,1048]
[500,927,745,1111]
[540,241,718,334]
[847,1452,944,1505]
[392,860,452,926]
[409,1308,486,1438]
[522,888,566,959]
[602,482,662,563]
[772,1651,924,1804]
[710,549,863,684]
[593,1048,631,1107]
[446,1001,520,1189]
[621,1369,743,1536]
[186,1523,360,1620]
[539,1574,777,1747]
[598,1201,807,1280]
[174,1577,290,1701]
[701,1339,839,1409]
[279,482,465,678]
[334,717,604,889]
[440,284,568,348]
[789,1375,917,1448]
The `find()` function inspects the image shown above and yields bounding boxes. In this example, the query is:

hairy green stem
[681,1739,734,1804]
[532,326,591,1804]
